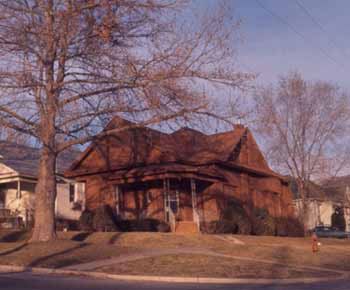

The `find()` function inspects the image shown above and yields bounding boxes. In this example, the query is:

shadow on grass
[71,232,93,242]
[28,243,89,268]
[108,232,123,244]
[0,231,30,243]
[0,243,28,256]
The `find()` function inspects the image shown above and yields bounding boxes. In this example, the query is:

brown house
[65,118,296,234]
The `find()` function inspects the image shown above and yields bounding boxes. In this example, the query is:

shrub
[203,198,252,234]
[117,218,162,232]
[92,205,118,232]
[157,221,171,232]
[79,209,94,231]
[331,207,346,231]
[275,217,304,237]
[251,208,276,236]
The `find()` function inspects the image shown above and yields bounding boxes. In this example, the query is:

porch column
[115,185,120,216]
[191,178,197,210]
[163,178,168,222]
[191,178,200,231]
[17,179,21,199]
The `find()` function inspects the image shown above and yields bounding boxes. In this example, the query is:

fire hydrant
[312,232,319,253]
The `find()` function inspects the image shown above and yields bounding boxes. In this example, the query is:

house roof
[288,177,327,200]
[67,117,282,181]
[289,176,350,203]
[0,141,79,178]
[320,175,350,203]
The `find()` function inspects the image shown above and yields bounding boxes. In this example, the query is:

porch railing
[0,208,11,218]
[168,207,176,232]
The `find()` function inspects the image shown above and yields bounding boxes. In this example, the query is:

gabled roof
[0,141,79,178]
[320,175,350,203]
[67,117,281,180]
[288,177,327,200]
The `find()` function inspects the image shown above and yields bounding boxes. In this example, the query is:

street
[0,272,349,290]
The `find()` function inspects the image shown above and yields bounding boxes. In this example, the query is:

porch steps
[175,221,199,234]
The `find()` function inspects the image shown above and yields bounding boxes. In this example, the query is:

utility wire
[254,0,346,71]
[294,0,348,57]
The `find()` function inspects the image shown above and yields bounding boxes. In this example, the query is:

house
[0,141,85,228]
[291,178,350,231]
[65,117,297,234]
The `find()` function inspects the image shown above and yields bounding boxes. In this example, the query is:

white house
[0,141,85,228]
[291,177,350,232]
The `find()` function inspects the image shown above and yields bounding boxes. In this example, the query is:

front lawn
[96,253,338,279]
[0,230,349,278]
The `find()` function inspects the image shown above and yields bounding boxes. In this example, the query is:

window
[69,184,75,203]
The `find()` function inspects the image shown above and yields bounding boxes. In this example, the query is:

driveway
[0,272,350,290]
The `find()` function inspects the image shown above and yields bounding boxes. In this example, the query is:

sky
[212,0,350,90]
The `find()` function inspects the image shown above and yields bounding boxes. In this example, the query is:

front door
[165,189,179,222]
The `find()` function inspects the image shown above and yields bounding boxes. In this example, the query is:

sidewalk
[0,263,348,285]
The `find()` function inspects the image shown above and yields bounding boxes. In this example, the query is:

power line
[294,0,348,58]
[254,0,346,72]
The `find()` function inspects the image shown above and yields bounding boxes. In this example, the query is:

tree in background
[254,72,350,226]
[0,127,30,145]
[0,0,253,241]
[331,207,346,231]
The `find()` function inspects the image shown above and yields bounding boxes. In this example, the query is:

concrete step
[175,221,199,234]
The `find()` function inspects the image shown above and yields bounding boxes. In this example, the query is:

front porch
[0,176,36,229]
[113,178,211,233]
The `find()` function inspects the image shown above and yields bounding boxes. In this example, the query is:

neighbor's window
[69,184,75,203]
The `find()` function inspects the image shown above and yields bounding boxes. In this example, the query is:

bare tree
[254,72,350,225]
[0,127,31,145]
[0,0,253,241]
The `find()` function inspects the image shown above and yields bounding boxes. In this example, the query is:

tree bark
[30,146,57,242]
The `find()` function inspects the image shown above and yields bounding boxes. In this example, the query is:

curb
[0,264,349,285]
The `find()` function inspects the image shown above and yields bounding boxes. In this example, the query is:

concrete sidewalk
[0,264,348,285]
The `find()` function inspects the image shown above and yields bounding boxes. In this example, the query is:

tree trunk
[30,146,57,242]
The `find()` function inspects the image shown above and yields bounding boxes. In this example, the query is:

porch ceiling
[0,174,37,184]
[107,164,226,184]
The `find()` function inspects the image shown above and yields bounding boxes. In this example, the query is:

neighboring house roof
[288,177,327,200]
[320,175,350,204]
[289,176,350,204]
[66,117,284,181]
[0,141,80,179]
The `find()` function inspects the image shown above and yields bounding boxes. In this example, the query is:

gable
[234,130,271,172]
[0,162,17,175]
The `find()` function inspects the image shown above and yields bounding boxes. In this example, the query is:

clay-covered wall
[84,174,115,210]
[120,184,164,221]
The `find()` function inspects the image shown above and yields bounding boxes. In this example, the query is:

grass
[0,230,349,278]
[96,254,338,279]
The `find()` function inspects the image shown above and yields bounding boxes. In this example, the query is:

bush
[117,218,163,232]
[203,198,251,234]
[79,210,94,231]
[92,205,118,232]
[331,207,346,231]
[251,208,276,236]
[275,217,304,237]
[157,221,171,232]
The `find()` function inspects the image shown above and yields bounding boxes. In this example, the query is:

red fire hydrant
[312,232,319,253]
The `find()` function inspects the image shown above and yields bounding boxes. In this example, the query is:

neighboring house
[65,117,296,234]
[291,178,350,231]
[0,141,85,227]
